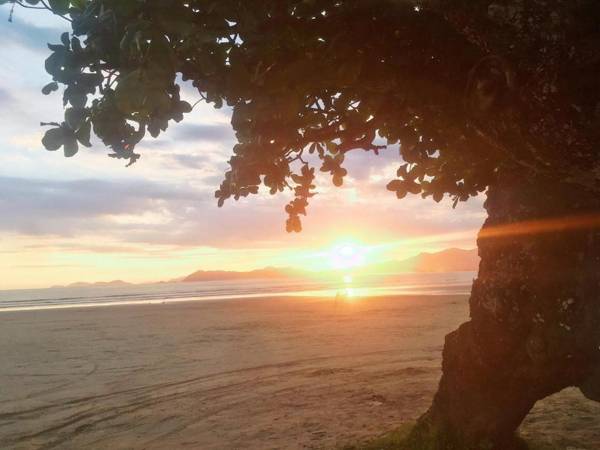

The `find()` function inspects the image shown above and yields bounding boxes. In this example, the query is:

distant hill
[182,248,479,283]
[395,248,479,273]
[49,248,479,289]
[52,280,132,289]
[183,267,307,282]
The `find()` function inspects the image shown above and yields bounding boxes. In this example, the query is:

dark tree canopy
[5,0,600,231]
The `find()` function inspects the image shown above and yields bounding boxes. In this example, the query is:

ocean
[0,271,476,312]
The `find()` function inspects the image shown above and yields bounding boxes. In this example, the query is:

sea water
[0,271,476,312]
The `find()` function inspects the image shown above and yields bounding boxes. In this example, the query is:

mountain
[52,280,132,289]
[395,248,479,273]
[49,248,479,289]
[182,267,307,282]
[182,248,479,283]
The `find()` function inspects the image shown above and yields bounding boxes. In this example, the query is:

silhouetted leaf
[42,82,59,95]
[75,121,91,147]
[42,127,64,151]
[65,107,86,130]
[63,132,78,157]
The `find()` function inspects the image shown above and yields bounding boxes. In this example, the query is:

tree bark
[407,172,600,449]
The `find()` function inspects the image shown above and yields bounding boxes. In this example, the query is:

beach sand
[0,295,598,449]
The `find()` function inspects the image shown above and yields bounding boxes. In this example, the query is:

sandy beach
[1,294,599,449]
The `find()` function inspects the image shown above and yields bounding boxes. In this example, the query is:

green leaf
[48,0,70,15]
[41,127,65,151]
[42,82,59,95]
[71,0,86,11]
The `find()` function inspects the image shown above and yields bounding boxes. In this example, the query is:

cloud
[0,175,294,248]
[342,145,400,182]
[0,87,13,104]
[167,153,214,169]
[170,123,236,143]
[0,176,207,235]
[0,14,66,53]
[9,263,78,269]
[0,168,486,263]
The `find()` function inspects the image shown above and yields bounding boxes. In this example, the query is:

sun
[328,241,368,270]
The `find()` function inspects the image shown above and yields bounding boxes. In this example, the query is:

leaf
[63,133,79,157]
[397,164,409,177]
[396,189,407,199]
[60,32,70,48]
[65,107,86,130]
[44,51,66,76]
[71,36,82,52]
[71,0,86,11]
[47,43,65,52]
[406,181,421,194]
[148,118,161,138]
[326,141,338,153]
[75,120,91,147]
[178,101,192,113]
[115,69,169,115]
[286,215,302,233]
[42,82,59,95]
[386,180,403,191]
[48,0,70,15]
[67,92,87,108]
[42,127,65,151]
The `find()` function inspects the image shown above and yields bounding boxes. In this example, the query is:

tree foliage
[5,0,600,231]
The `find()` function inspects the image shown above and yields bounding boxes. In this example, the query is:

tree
[6,0,600,448]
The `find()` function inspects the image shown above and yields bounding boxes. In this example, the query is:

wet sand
[0,295,598,449]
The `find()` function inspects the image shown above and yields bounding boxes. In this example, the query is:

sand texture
[0,295,599,449]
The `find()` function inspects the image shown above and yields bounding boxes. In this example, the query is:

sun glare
[328,241,368,270]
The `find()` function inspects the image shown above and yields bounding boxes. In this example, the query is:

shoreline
[0,284,473,313]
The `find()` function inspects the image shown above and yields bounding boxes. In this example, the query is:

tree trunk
[407,172,600,449]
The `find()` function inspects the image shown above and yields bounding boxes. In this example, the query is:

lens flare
[328,242,367,269]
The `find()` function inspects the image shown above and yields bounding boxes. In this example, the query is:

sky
[0,5,486,290]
